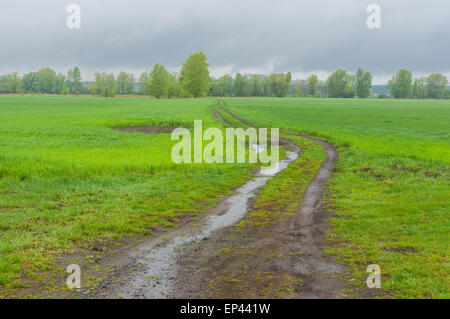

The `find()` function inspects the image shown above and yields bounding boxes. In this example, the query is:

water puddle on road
[116,145,299,299]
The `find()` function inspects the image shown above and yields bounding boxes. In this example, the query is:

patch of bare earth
[113,125,182,134]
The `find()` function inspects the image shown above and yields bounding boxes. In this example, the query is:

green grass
[1,96,448,298]
[223,97,449,298]
[0,96,254,291]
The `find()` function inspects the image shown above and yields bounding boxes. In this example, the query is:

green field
[0,96,449,298]
[0,96,255,293]
[223,97,450,298]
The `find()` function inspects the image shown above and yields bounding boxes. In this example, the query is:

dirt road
[91,105,379,299]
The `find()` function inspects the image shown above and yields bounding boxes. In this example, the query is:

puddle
[115,144,300,299]
[251,143,266,153]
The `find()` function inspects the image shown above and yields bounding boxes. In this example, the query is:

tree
[180,52,210,97]
[209,75,233,97]
[66,69,74,93]
[250,75,263,96]
[138,72,150,95]
[90,73,105,95]
[168,73,181,98]
[67,67,82,94]
[388,69,412,98]
[261,77,271,96]
[90,72,116,97]
[317,80,328,97]
[294,82,304,97]
[54,73,66,94]
[61,84,69,95]
[220,75,233,96]
[36,67,57,93]
[117,72,128,95]
[105,73,117,97]
[307,74,319,96]
[425,73,448,99]
[444,89,450,99]
[412,78,426,99]
[355,68,372,98]
[126,74,136,94]
[117,72,136,95]
[5,72,22,93]
[209,78,224,96]
[233,73,250,96]
[342,75,356,98]
[72,67,82,94]
[268,73,290,97]
[21,72,38,93]
[327,70,346,98]
[286,72,293,96]
[286,72,292,84]
[0,75,9,93]
[327,69,355,98]
[149,64,170,98]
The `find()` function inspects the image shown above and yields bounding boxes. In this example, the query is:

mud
[113,125,182,134]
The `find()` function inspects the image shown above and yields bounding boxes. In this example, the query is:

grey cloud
[1,0,449,82]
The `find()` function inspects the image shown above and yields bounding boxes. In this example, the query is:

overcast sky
[1,0,449,84]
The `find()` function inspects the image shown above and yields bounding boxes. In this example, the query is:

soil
[113,125,183,134]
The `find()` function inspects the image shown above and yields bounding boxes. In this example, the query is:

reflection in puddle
[117,147,299,298]
[251,143,267,153]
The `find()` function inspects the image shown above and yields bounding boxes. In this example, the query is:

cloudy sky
[1,0,449,83]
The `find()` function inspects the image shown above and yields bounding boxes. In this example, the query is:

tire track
[214,106,379,298]
[96,106,301,298]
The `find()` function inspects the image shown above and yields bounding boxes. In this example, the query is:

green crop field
[0,95,448,298]
[0,95,255,293]
[222,97,450,298]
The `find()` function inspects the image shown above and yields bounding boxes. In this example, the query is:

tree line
[91,52,210,98]
[0,67,83,95]
[214,68,449,99]
[387,69,449,99]
[1,52,449,99]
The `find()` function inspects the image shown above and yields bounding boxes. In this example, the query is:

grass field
[223,97,449,298]
[0,96,448,298]
[0,96,255,292]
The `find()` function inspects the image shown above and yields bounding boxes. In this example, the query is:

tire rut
[211,106,381,298]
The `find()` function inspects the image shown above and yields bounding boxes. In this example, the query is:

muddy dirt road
[92,106,378,299]
[96,108,299,298]
[212,107,354,298]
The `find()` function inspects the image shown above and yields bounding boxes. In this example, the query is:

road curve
[212,106,377,298]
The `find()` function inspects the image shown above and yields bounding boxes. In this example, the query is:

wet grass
[223,97,450,298]
[0,96,254,292]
